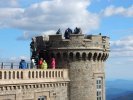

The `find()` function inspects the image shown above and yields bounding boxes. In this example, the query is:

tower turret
[31,32,110,100]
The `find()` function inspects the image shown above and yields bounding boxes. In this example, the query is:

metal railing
[0,62,31,69]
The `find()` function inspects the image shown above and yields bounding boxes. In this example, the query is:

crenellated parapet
[32,34,110,62]
[33,34,110,51]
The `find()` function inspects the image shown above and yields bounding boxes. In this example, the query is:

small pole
[27,63,29,69]
[11,63,13,69]
[1,62,3,69]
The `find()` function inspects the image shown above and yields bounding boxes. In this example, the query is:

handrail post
[27,63,29,69]
[11,63,13,69]
[1,62,3,69]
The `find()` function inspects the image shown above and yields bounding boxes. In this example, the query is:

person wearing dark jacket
[64,28,72,39]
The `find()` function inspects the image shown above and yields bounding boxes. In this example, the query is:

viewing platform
[0,61,69,100]
[0,69,69,85]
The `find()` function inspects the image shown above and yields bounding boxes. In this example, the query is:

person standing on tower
[31,58,36,69]
[41,60,48,69]
[56,28,61,34]
[64,28,72,39]
[38,58,43,69]
[51,57,56,69]
[19,59,27,69]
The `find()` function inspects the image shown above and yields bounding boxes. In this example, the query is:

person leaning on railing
[41,60,48,69]
[31,59,36,69]
[19,59,28,69]
[38,58,43,69]
[51,57,56,69]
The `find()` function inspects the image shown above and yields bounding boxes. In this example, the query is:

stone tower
[31,33,110,100]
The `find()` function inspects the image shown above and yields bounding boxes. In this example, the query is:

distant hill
[112,92,133,100]
[106,79,133,100]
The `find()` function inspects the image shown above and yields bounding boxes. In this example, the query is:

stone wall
[0,69,69,100]
[0,82,69,100]
[69,60,105,100]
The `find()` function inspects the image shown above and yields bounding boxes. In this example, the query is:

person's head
[32,59,34,62]
[21,59,24,62]
[22,60,25,62]
[52,58,55,61]
[40,58,43,60]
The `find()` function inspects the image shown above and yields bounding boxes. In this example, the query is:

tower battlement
[34,34,110,51]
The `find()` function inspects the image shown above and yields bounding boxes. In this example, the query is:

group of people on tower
[19,57,56,69]
[31,57,56,69]
[56,27,82,39]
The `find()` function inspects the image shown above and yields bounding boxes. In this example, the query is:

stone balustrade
[0,69,69,85]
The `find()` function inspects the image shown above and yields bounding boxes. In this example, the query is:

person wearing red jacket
[38,58,43,69]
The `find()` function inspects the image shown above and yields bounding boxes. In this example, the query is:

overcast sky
[0,0,133,80]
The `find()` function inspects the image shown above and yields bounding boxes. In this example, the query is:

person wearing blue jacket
[19,59,27,69]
